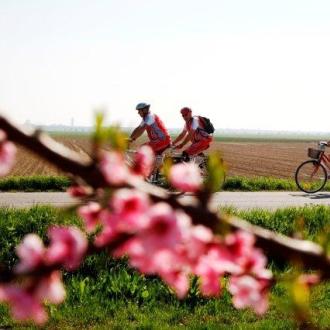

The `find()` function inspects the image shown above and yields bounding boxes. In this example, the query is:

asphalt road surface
[1,191,330,210]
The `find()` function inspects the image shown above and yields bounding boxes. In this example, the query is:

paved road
[1,191,330,210]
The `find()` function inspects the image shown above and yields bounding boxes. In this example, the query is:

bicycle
[295,141,330,193]
[125,147,209,191]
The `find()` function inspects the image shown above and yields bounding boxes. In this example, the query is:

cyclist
[129,103,171,181]
[129,102,171,154]
[172,107,213,160]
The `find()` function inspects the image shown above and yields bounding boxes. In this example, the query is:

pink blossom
[198,268,221,297]
[0,139,16,176]
[111,188,150,214]
[100,151,129,185]
[228,275,269,315]
[35,271,66,304]
[225,231,272,278]
[161,270,190,299]
[246,248,272,279]
[15,234,45,273]
[67,185,91,197]
[225,230,255,258]
[138,203,183,251]
[46,226,88,270]
[116,206,191,288]
[78,202,102,232]
[194,245,240,296]
[94,210,121,247]
[0,285,47,325]
[94,189,150,247]
[152,249,190,298]
[169,163,202,192]
[110,188,150,230]
[118,238,156,273]
[132,145,155,177]
[183,225,213,262]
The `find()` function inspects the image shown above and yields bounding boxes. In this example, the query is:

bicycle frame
[318,152,330,172]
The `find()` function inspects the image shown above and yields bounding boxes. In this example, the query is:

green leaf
[204,152,226,192]
[104,126,128,151]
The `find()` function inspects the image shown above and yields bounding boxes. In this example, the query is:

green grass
[0,205,329,328]
[4,174,330,192]
[223,176,298,191]
[0,175,71,192]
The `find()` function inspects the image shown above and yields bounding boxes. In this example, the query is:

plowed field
[7,136,317,179]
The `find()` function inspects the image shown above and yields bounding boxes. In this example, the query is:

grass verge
[0,205,328,329]
[0,176,71,192]
[3,175,330,192]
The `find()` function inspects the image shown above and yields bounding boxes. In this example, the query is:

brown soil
[7,136,318,179]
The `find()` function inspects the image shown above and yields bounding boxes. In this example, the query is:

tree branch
[0,115,329,279]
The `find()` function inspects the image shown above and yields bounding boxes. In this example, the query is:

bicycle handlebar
[318,141,329,150]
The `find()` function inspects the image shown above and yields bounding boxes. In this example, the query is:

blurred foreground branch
[0,115,329,279]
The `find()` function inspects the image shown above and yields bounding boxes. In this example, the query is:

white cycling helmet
[136,102,150,110]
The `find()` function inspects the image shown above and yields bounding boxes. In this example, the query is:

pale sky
[1,0,330,131]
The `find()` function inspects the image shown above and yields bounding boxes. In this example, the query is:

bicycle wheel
[295,160,327,193]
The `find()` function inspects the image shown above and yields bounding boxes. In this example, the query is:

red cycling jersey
[184,116,213,156]
[139,113,171,154]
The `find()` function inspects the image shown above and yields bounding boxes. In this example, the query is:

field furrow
[4,135,322,180]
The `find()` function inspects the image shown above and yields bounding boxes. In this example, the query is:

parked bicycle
[295,141,330,193]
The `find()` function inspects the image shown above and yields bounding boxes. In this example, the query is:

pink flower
[0,285,47,325]
[100,151,129,185]
[35,271,66,304]
[118,238,156,273]
[152,249,190,298]
[78,202,102,232]
[0,139,16,176]
[228,275,269,315]
[46,226,88,270]
[15,234,45,273]
[225,230,255,258]
[198,268,221,297]
[183,225,213,262]
[169,163,202,192]
[111,188,150,214]
[161,270,190,299]
[67,185,91,197]
[110,189,150,229]
[117,206,191,287]
[132,145,155,177]
[94,210,121,247]
[139,203,183,251]
[194,245,239,296]
[225,231,272,279]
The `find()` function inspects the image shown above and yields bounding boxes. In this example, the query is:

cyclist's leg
[144,139,170,182]
[184,138,211,157]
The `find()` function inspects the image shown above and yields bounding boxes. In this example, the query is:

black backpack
[199,116,215,134]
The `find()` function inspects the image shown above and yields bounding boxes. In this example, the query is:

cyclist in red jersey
[172,107,213,159]
[129,102,171,155]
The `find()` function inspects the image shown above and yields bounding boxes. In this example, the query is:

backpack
[199,116,215,134]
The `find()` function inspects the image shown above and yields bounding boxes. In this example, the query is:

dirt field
[7,135,317,179]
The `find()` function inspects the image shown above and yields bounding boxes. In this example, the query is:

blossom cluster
[0,227,87,324]
[0,137,272,324]
[79,146,272,312]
